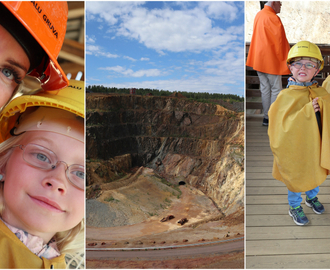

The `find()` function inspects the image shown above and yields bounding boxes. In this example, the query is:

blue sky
[86,1,244,96]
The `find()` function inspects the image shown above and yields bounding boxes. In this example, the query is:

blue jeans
[288,186,319,208]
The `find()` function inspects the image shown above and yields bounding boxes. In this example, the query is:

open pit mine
[86,93,244,268]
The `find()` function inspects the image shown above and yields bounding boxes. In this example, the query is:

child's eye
[294,62,303,68]
[36,153,50,163]
[72,170,85,180]
[306,63,315,69]
[67,165,85,189]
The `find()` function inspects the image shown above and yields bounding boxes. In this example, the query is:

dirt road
[87,238,243,259]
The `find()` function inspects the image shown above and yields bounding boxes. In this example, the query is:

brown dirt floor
[87,184,243,248]
[86,251,244,269]
[86,169,244,268]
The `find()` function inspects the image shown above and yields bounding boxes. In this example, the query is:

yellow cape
[268,84,330,192]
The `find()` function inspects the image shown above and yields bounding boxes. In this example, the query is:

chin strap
[9,114,26,137]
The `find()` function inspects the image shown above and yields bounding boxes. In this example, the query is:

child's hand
[312,97,320,113]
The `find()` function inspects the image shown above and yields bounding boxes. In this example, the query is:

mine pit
[86,93,244,250]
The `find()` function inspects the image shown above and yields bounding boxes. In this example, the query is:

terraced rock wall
[87,94,244,215]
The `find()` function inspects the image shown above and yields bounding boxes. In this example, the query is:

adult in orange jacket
[246,1,290,126]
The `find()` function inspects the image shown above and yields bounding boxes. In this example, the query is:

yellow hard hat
[287,41,324,70]
[0,80,84,143]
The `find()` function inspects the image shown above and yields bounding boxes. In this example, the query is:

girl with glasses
[0,80,84,268]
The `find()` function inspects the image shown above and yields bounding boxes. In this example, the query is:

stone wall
[246,1,330,44]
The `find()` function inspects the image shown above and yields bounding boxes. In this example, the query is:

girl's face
[2,131,84,243]
[0,25,30,107]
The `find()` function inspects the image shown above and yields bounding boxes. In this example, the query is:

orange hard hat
[0,1,69,91]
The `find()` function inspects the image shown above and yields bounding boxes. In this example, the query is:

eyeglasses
[291,62,318,70]
[13,143,85,190]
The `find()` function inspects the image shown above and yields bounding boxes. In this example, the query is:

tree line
[86,85,244,102]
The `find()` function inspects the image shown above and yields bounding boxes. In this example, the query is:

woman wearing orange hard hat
[0,1,69,108]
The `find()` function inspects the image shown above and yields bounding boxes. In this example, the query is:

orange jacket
[246,6,290,75]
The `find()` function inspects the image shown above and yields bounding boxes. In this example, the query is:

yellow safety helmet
[0,80,84,143]
[287,41,324,70]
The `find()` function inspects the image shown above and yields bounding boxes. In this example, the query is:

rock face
[87,94,244,215]
[246,1,330,44]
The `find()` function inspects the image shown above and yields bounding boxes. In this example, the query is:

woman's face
[0,25,30,106]
[1,131,84,243]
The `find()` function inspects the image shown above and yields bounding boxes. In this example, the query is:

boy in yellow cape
[268,41,330,226]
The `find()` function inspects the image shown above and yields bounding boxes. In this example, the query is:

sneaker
[289,206,309,226]
[305,196,325,214]
[262,118,268,126]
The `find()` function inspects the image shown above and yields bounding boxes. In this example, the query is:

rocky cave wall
[246,1,330,44]
[87,94,244,215]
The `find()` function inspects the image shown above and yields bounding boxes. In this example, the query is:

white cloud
[132,69,162,77]
[140,57,150,61]
[86,35,96,43]
[199,2,239,22]
[86,43,119,58]
[86,1,145,24]
[124,56,137,61]
[117,7,239,53]
[203,47,244,77]
[86,13,95,20]
[86,77,101,82]
[100,66,126,73]
[86,44,100,52]
[99,66,163,77]
[87,2,243,54]
[93,51,244,95]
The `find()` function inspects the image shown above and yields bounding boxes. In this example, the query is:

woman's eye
[2,68,14,80]
[1,67,22,84]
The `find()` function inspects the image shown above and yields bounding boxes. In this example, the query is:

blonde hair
[0,135,84,268]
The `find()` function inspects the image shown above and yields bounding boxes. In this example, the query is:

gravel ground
[86,199,126,227]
